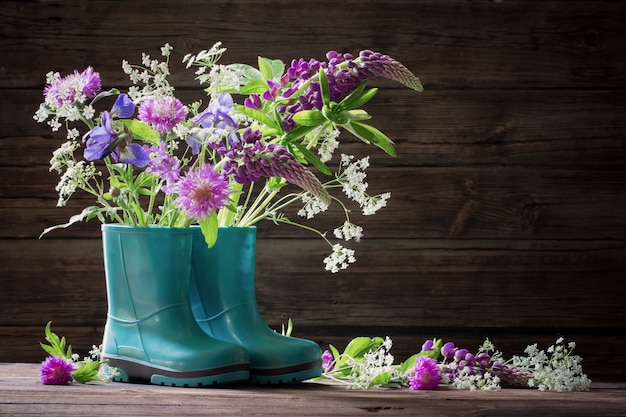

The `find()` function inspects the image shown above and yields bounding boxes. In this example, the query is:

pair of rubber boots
[100,225,321,387]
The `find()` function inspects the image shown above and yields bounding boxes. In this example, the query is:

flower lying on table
[39,322,117,384]
[34,42,423,272]
[320,336,591,392]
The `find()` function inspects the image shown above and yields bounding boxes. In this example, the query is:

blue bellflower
[188,93,239,154]
[110,93,135,118]
[83,101,149,167]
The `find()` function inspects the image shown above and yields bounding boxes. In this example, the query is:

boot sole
[249,360,322,385]
[105,356,250,387]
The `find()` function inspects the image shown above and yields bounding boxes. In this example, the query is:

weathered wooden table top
[1,363,624,416]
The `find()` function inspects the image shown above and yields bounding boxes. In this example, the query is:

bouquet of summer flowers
[35,42,422,272]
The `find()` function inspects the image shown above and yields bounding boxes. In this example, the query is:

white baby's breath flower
[66,128,80,141]
[317,127,340,163]
[121,59,132,75]
[47,117,62,132]
[362,192,391,216]
[160,43,173,57]
[81,104,95,120]
[34,104,49,122]
[50,140,80,173]
[298,193,329,219]
[141,53,152,67]
[55,160,99,207]
[333,221,363,242]
[45,70,60,85]
[323,244,356,273]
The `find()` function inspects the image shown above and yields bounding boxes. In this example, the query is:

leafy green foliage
[40,321,72,359]
[40,322,110,385]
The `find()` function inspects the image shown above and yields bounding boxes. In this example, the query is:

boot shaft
[190,226,257,309]
[102,224,193,321]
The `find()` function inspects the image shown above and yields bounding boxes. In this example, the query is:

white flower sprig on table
[321,336,590,392]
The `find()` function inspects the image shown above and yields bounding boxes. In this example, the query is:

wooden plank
[0,364,624,417]
[2,238,624,328]
[2,326,624,379]
[4,88,626,168]
[1,1,625,89]
[3,166,626,239]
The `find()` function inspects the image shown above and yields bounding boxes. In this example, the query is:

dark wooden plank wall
[1,1,625,379]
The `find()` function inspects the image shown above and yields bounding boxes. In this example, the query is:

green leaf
[233,104,281,132]
[199,212,219,248]
[258,56,285,80]
[318,68,331,106]
[334,109,372,125]
[336,81,368,110]
[343,337,383,360]
[329,344,341,363]
[41,321,72,359]
[240,79,271,95]
[282,124,317,143]
[292,109,327,127]
[120,119,160,145]
[90,88,121,105]
[338,83,378,112]
[71,361,103,384]
[290,141,331,175]
[227,63,264,81]
[40,344,59,357]
[266,177,287,191]
[343,121,397,157]
[399,354,419,373]
[39,206,103,238]
[368,372,392,388]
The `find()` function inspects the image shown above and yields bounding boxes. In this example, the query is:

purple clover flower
[173,164,229,220]
[82,111,150,167]
[138,95,187,134]
[408,356,440,390]
[44,66,102,108]
[39,356,76,385]
[144,141,181,191]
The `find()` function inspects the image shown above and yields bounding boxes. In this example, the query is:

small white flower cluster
[512,338,591,392]
[182,42,227,69]
[122,43,173,103]
[334,220,363,242]
[446,365,502,391]
[50,140,99,207]
[182,42,242,93]
[338,154,391,216]
[297,193,329,219]
[317,127,341,163]
[347,337,399,389]
[200,64,244,94]
[323,243,356,273]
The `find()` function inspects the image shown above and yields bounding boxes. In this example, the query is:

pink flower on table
[39,356,76,385]
[408,356,440,390]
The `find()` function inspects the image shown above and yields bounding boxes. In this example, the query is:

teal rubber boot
[101,225,250,387]
[189,226,322,384]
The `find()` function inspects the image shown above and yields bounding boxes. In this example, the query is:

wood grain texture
[1,364,625,417]
[1,0,625,381]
